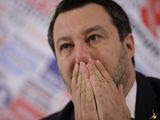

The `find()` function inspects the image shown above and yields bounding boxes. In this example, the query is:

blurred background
[0,0,160,119]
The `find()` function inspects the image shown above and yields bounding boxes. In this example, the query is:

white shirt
[126,80,137,118]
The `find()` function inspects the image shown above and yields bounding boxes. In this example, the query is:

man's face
[53,3,133,91]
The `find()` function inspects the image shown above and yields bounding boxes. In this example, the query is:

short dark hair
[48,0,135,65]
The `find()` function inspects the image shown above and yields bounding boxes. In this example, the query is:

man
[43,0,160,119]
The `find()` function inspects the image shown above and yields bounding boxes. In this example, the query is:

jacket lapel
[135,72,159,120]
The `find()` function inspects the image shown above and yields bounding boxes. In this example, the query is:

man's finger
[72,63,82,120]
[118,84,126,104]
[71,63,79,93]
[87,60,107,99]
[95,60,113,83]
[95,60,118,91]
[80,62,99,120]
[80,62,87,112]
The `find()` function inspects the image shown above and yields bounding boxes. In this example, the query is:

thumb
[118,84,131,118]
[118,84,126,103]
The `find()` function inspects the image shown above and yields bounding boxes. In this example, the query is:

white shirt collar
[125,80,137,118]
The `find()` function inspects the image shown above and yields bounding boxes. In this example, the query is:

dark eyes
[60,43,73,51]
[59,34,101,52]
[86,34,101,44]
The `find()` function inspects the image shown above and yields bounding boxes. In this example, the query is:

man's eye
[60,43,73,51]
[87,34,101,44]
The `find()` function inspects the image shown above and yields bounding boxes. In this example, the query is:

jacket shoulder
[147,76,160,98]
[42,101,74,120]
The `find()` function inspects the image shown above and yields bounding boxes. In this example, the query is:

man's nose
[74,45,92,64]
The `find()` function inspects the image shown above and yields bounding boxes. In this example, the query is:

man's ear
[123,33,135,59]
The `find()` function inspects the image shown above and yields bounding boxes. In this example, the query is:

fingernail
[119,84,123,90]
[74,63,78,69]
[89,58,93,64]
[80,62,85,68]
[96,60,100,64]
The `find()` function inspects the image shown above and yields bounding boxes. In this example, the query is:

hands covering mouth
[71,59,131,120]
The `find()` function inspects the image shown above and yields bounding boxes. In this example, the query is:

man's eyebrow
[56,36,72,46]
[82,25,106,35]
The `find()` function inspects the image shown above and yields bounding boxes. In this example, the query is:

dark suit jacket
[42,72,160,120]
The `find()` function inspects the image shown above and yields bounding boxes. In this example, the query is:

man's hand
[71,62,99,120]
[71,59,130,120]
[87,59,130,120]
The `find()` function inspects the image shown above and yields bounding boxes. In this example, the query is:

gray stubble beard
[111,48,129,88]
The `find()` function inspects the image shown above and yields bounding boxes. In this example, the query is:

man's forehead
[53,3,113,43]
